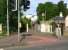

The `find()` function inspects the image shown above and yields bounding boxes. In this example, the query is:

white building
[65,15,68,28]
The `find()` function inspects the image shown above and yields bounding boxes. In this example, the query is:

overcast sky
[23,0,68,15]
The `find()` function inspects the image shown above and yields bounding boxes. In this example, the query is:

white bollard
[26,23,28,32]
[0,24,2,33]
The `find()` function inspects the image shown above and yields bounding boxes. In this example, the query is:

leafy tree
[20,0,30,32]
[37,3,45,23]
[0,0,7,24]
[0,0,7,16]
[20,17,31,32]
[57,1,67,16]
[9,0,30,32]
[0,0,30,33]
[37,3,45,16]
[37,1,67,23]
[8,0,18,32]
[37,2,57,21]
[44,2,57,20]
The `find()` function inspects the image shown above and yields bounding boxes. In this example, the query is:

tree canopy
[37,1,68,22]
[0,0,30,32]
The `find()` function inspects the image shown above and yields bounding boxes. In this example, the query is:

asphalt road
[4,40,68,50]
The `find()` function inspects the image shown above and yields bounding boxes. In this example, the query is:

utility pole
[18,0,20,42]
[45,11,46,20]
[7,0,9,36]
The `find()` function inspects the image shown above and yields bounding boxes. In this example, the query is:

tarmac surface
[0,33,58,48]
[0,33,68,50]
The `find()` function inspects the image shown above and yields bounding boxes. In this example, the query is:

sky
[23,0,68,16]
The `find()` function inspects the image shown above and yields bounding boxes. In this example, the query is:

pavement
[0,33,67,48]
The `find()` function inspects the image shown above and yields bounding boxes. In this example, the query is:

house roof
[53,16,64,20]
[53,16,65,23]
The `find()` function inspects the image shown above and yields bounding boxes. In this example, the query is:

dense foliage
[37,1,68,22]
